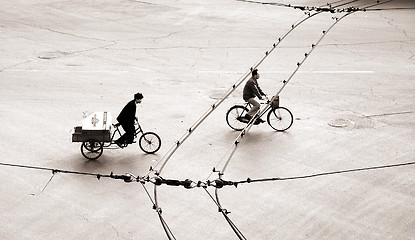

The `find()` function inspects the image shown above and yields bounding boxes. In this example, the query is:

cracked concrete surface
[0,0,414,239]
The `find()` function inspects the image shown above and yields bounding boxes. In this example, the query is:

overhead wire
[233,160,415,185]
[0,162,113,179]
[2,158,414,189]
[363,7,415,11]
[202,188,247,240]
[140,182,177,240]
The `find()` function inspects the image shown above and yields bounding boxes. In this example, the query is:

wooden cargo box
[72,112,112,142]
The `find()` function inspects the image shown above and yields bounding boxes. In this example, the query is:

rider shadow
[69,152,111,174]
[83,150,159,174]
[239,126,293,145]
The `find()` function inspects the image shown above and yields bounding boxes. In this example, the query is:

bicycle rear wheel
[139,132,161,154]
[226,105,249,131]
[267,107,293,131]
[81,140,103,160]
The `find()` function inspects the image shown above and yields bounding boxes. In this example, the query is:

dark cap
[134,92,144,100]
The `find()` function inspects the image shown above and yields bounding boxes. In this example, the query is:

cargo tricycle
[72,112,161,160]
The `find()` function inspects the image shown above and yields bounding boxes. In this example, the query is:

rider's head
[252,69,260,79]
[134,92,143,104]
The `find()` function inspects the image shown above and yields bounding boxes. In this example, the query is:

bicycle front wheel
[267,107,293,131]
[226,105,249,131]
[139,132,161,154]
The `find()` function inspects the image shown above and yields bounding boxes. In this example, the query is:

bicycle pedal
[237,117,249,123]
[253,119,264,125]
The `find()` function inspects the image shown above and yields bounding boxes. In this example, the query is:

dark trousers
[117,122,135,144]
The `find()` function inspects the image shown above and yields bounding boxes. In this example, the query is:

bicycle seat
[113,122,121,127]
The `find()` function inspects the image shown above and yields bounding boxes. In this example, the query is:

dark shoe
[244,114,252,120]
[254,118,264,125]
[237,116,249,123]
[115,140,124,148]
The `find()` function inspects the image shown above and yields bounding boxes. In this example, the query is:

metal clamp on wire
[154,177,195,189]
[109,172,134,182]
[211,179,236,188]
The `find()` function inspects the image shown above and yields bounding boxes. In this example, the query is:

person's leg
[116,122,135,144]
[246,98,260,118]
[245,98,264,124]
[124,123,135,144]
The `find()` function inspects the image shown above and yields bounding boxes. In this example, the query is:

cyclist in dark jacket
[241,69,266,124]
[115,92,143,147]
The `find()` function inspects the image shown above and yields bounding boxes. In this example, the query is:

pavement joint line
[365,111,414,118]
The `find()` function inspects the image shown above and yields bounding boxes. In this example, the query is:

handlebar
[259,94,270,104]
[260,94,279,105]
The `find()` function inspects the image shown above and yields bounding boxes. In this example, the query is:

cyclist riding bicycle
[239,69,267,125]
[114,92,143,148]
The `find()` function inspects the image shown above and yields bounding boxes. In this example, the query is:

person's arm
[257,83,266,96]
[254,84,264,100]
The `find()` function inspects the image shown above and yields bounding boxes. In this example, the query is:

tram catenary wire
[1,159,415,189]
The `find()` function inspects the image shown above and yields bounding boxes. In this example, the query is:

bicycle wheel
[139,132,161,154]
[267,107,293,131]
[81,140,103,160]
[226,105,249,131]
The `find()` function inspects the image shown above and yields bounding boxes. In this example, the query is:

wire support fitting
[154,176,195,189]
[207,179,238,189]
[109,172,135,183]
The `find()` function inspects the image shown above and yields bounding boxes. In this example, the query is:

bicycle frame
[103,119,144,148]
[227,96,293,132]
[241,101,272,119]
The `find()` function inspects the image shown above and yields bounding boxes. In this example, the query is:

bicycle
[226,96,293,131]
[73,114,161,160]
